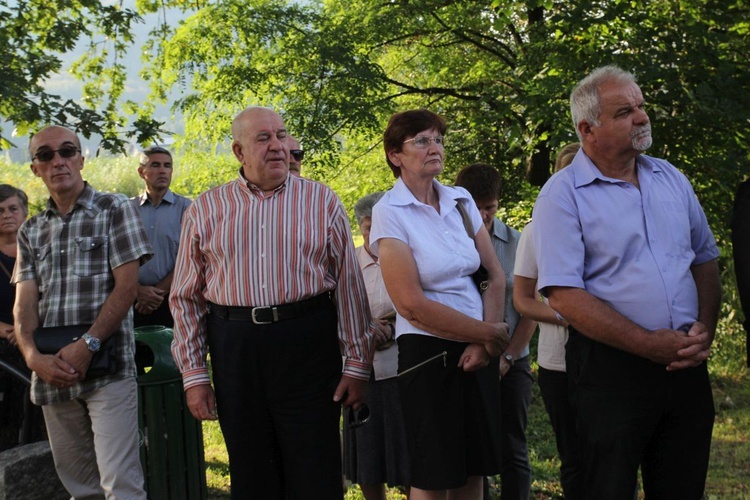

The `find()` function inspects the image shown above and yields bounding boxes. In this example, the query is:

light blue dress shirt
[131,189,191,286]
[532,150,719,332]
[489,217,529,359]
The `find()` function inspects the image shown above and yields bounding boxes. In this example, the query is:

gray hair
[570,65,637,141]
[353,192,385,225]
[0,184,29,216]
[139,145,173,167]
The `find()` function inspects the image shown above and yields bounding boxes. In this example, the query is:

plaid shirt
[14,183,152,405]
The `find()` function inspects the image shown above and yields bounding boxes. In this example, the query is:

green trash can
[135,326,207,500]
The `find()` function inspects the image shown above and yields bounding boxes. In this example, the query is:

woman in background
[512,143,581,498]
[0,184,28,344]
[344,191,410,499]
[0,184,45,450]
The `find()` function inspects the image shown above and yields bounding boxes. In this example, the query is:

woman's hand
[458,343,490,372]
[484,322,510,357]
[0,322,16,346]
[372,319,392,348]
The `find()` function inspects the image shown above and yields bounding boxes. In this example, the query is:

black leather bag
[455,202,490,293]
[34,325,117,378]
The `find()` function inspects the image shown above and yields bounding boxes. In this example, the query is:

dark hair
[383,109,447,178]
[454,163,502,202]
[139,146,173,167]
[0,184,29,216]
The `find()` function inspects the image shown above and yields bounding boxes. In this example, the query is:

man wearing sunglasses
[288,136,304,177]
[130,145,191,328]
[170,107,373,499]
[13,125,152,499]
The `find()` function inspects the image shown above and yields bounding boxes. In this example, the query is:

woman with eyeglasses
[369,109,510,499]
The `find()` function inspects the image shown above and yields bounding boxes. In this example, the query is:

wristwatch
[503,352,515,367]
[82,333,101,353]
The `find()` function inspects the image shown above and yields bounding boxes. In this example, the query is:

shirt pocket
[74,237,109,277]
[33,244,52,290]
[660,200,692,254]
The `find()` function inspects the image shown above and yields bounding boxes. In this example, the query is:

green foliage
[137,0,749,244]
[0,0,167,152]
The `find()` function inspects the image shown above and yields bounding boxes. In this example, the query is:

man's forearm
[548,286,649,355]
[691,259,721,340]
[156,270,175,292]
[505,316,537,358]
[13,280,41,362]
[89,260,140,340]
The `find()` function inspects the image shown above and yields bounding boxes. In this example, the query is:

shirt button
[262,284,267,289]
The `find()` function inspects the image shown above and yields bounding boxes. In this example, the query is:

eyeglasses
[403,135,444,148]
[33,146,81,162]
[347,404,371,429]
[290,149,305,162]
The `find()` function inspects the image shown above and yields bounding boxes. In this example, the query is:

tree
[0,0,165,153]
[141,0,750,236]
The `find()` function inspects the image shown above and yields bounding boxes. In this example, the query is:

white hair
[570,65,637,140]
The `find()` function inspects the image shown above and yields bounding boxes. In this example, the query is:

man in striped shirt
[170,106,374,498]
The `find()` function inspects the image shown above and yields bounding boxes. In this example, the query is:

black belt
[208,293,332,325]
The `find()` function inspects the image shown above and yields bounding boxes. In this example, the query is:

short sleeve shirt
[14,183,152,405]
[369,178,484,339]
[131,190,191,285]
[532,151,719,332]
[514,222,567,371]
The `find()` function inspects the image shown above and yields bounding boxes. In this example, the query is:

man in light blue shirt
[131,146,191,328]
[533,66,720,499]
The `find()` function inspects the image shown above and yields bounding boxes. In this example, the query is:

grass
[203,369,750,499]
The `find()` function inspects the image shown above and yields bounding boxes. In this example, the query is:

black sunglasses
[347,404,370,429]
[290,149,305,162]
[33,146,81,162]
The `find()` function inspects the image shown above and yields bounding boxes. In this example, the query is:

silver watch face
[83,333,101,352]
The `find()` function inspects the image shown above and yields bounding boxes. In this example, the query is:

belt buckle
[251,306,278,325]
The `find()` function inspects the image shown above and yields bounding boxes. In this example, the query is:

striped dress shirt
[170,172,374,390]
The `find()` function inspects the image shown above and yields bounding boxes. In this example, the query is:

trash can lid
[134,326,181,384]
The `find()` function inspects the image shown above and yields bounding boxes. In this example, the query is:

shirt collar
[571,150,660,189]
[237,168,289,196]
[490,217,512,243]
[389,177,473,211]
[137,189,175,206]
[356,245,378,269]
[44,182,95,217]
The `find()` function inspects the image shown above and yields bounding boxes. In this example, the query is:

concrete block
[0,441,67,500]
